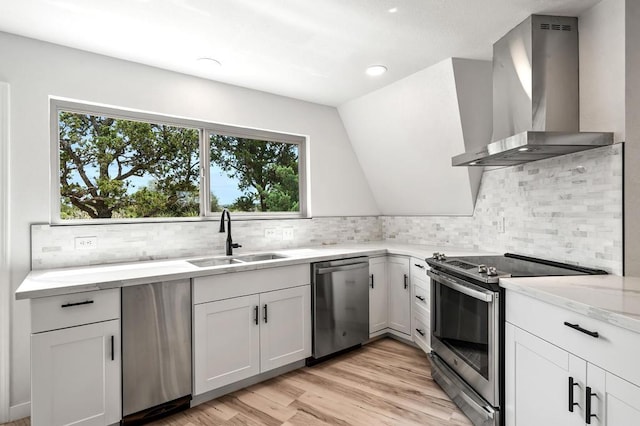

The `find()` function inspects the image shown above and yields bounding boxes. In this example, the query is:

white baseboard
[9,401,30,422]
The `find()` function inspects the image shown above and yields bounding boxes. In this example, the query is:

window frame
[50,97,309,224]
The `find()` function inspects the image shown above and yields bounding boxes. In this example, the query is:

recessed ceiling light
[366,65,387,76]
[388,7,398,13]
[197,57,222,68]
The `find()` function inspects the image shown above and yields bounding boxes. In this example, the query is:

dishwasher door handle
[316,263,368,275]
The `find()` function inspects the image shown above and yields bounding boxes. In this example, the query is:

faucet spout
[219,209,241,255]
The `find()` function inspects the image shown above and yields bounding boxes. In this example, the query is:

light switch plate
[75,236,98,250]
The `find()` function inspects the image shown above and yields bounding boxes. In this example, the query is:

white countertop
[500,275,640,334]
[16,242,488,300]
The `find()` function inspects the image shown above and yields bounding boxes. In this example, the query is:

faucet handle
[231,243,242,249]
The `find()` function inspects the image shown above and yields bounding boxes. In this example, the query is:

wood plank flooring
[2,338,471,426]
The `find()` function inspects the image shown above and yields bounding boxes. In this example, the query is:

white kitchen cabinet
[193,294,261,394]
[369,256,388,334]
[505,290,640,426]
[505,323,584,426]
[30,289,121,426]
[193,265,311,396]
[583,363,640,426]
[194,285,311,395]
[31,319,121,426]
[260,285,311,372]
[387,256,411,336]
[410,257,430,353]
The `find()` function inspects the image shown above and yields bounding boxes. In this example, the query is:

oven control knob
[478,264,487,273]
[487,266,498,276]
[433,252,446,261]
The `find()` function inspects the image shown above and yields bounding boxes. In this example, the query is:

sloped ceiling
[338,58,491,215]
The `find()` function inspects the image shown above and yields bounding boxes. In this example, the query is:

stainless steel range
[426,253,606,426]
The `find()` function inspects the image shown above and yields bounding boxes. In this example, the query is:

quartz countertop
[500,275,640,334]
[16,242,489,300]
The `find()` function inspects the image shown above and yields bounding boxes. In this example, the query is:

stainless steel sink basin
[233,253,287,262]
[187,257,241,268]
[187,253,287,267]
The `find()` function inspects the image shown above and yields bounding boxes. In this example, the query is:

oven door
[428,269,500,406]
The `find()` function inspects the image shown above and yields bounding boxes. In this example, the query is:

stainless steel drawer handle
[564,321,599,338]
[61,300,94,308]
[415,328,425,336]
[415,295,426,302]
[414,263,425,269]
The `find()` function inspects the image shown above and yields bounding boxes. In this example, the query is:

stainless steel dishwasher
[121,279,192,425]
[310,257,369,361]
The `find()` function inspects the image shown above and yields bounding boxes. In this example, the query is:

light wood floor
[2,338,471,426]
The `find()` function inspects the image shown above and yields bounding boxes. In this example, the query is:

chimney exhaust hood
[452,15,613,167]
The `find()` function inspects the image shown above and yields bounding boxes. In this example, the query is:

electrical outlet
[282,228,294,241]
[497,215,506,233]
[264,228,277,239]
[75,236,98,250]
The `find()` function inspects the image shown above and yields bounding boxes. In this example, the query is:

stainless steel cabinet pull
[564,322,599,338]
[61,300,94,308]
[585,386,597,424]
[110,335,115,361]
[254,305,259,325]
[403,274,408,289]
[370,274,374,289]
[568,377,579,412]
[263,304,268,323]
[415,328,425,336]
[415,295,426,302]
[414,263,425,269]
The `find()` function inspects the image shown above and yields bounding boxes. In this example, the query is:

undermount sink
[233,253,288,262]
[187,257,241,268]
[187,253,287,268]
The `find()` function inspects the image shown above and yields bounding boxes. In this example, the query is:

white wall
[0,31,379,411]
[580,0,625,142]
[338,58,492,216]
[625,0,640,275]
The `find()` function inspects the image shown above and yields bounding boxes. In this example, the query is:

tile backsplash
[31,216,383,269]
[384,144,623,274]
[32,144,623,274]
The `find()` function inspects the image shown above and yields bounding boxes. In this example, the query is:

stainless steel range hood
[452,15,613,167]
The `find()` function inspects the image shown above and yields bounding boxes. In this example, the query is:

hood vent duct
[452,15,613,167]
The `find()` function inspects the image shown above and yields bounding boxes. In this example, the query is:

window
[208,133,299,214]
[52,99,307,222]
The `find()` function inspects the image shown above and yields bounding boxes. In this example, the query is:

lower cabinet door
[369,257,388,334]
[505,323,585,426]
[259,285,311,372]
[31,320,121,426]
[193,294,260,395]
[587,363,640,426]
[387,256,411,335]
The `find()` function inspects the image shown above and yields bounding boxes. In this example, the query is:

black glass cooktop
[427,253,607,284]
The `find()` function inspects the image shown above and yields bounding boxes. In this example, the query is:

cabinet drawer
[410,257,429,282]
[412,283,429,310]
[31,289,120,333]
[193,264,310,304]
[506,290,640,385]
[413,307,430,353]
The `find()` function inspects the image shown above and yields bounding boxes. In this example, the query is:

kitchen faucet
[219,208,241,255]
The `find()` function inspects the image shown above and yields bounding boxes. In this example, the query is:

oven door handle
[427,271,493,302]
